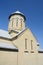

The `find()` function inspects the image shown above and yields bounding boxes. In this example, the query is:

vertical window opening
[12,18,14,27]
[20,18,22,28]
[16,18,18,27]
[12,21,13,27]
[21,21,22,28]
[25,38,27,49]
[31,40,33,50]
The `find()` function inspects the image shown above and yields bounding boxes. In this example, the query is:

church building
[0,11,43,65]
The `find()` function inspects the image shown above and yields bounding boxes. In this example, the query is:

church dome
[9,11,26,20]
[0,29,11,38]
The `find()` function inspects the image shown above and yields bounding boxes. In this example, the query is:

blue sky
[0,0,43,48]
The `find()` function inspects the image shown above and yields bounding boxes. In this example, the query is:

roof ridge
[15,27,28,37]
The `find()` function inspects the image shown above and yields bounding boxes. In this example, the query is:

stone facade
[0,11,43,65]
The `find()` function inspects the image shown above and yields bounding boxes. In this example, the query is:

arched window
[20,18,23,28]
[16,17,19,27]
[12,18,15,27]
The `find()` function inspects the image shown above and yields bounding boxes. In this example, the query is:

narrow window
[31,40,33,50]
[12,18,14,27]
[25,38,27,49]
[16,18,18,27]
[12,21,13,27]
[20,18,22,28]
[21,21,22,28]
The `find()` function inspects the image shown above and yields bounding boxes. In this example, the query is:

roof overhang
[0,47,18,52]
[0,42,18,52]
[38,49,43,53]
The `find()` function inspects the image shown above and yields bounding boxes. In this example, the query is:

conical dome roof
[9,11,26,20]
